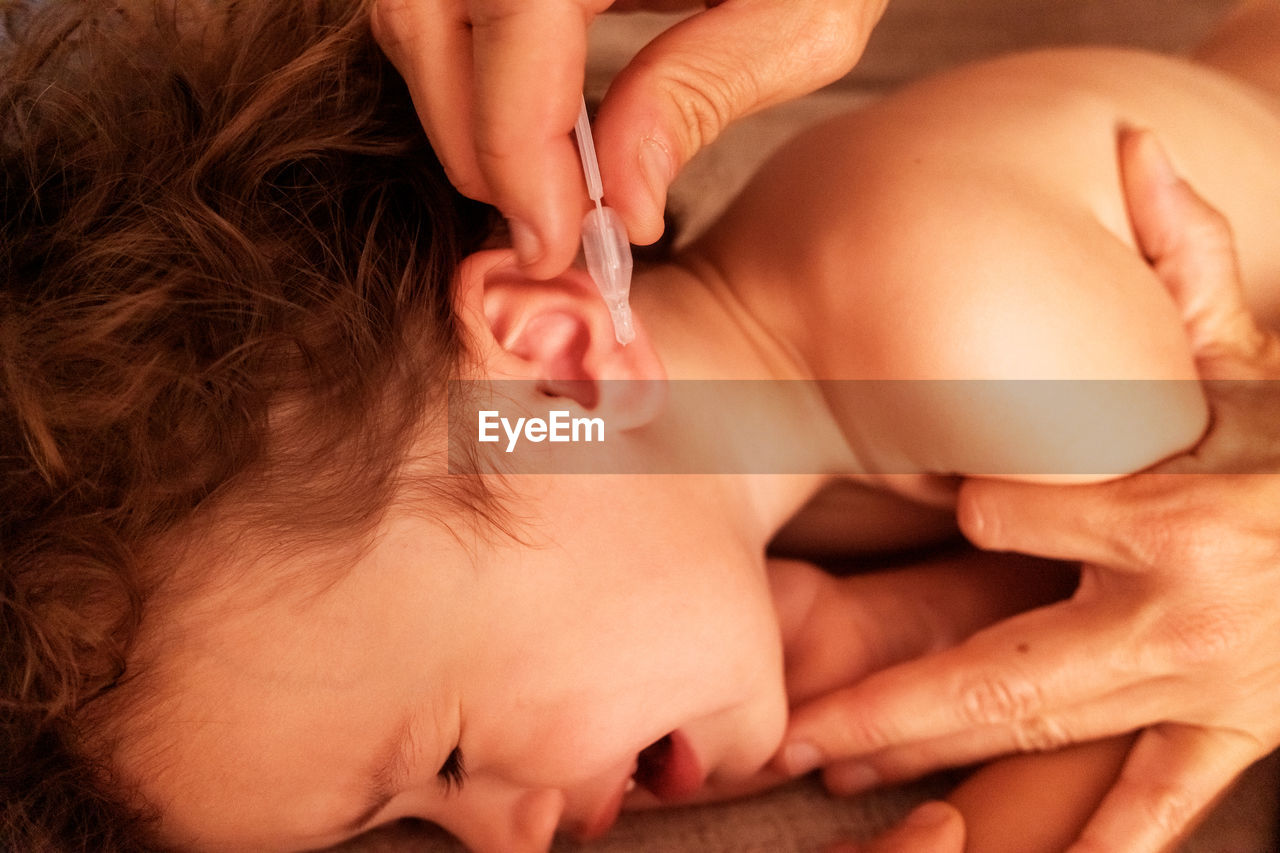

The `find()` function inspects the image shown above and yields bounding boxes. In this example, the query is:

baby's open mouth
[630,731,703,802]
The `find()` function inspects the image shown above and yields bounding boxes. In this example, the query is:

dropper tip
[610,304,635,346]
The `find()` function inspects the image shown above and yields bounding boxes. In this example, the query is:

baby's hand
[769,552,1075,711]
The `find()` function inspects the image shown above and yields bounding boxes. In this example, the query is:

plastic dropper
[573,97,635,345]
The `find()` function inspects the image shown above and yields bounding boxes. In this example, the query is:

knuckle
[1114,519,1175,572]
[1156,606,1247,671]
[1139,782,1200,839]
[438,161,490,204]
[1174,512,1252,571]
[958,672,1042,727]
[472,132,523,171]
[450,175,491,204]
[660,71,742,153]
[830,706,896,754]
[472,0,536,28]
[370,0,413,48]
[1010,715,1073,753]
[781,7,861,83]
[1118,505,1219,573]
[655,62,752,156]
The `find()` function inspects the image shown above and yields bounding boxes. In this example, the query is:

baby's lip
[632,730,704,803]
[574,729,706,840]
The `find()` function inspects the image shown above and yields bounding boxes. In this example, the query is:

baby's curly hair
[1,0,496,848]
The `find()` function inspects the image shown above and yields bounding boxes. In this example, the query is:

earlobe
[453,249,666,431]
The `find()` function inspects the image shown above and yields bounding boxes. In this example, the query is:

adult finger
[373,0,593,277]
[955,473,1163,568]
[372,0,485,199]
[804,672,1168,796]
[469,1,594,275]
[957,397,1280,561]
[1118,127,1269,368]
[1067,724,1264,853]
[816,684,1149,797]
[779,591,1161,777]
[774,552,1077,709]
[594,0,885,245]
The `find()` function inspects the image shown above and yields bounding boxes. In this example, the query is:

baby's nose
[454,787,564,853]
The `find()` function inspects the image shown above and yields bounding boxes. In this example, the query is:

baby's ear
[454,249,665,430]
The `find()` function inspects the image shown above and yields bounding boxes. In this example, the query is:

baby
[4,0,1279,851]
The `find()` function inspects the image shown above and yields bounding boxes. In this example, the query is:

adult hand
[371,0,885,278]
[778,127,1280,853]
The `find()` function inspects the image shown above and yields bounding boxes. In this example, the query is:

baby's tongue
[633,732,701,802]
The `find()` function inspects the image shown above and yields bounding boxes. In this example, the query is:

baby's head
[2,1,788,850]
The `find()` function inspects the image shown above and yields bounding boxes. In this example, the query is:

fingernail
[905,801,952,829]
[827,762,879,796]
[508,218,543,267]
[781,741,823,776]
[639,137,674,219]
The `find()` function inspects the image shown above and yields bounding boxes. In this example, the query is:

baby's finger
[1067,723,1264,853]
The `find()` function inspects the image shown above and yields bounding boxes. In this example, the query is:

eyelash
[437,746,467,793]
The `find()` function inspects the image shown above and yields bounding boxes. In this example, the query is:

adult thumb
[1119,126,1269,369]
[593,0,883,244]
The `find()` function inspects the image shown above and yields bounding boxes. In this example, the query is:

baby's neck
[629,258,845,535]
[632,257,809,384]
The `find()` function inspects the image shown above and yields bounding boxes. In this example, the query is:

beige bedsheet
[337,2,1278,850]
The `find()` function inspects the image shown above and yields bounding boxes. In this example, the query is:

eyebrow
[341,718,415,834]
